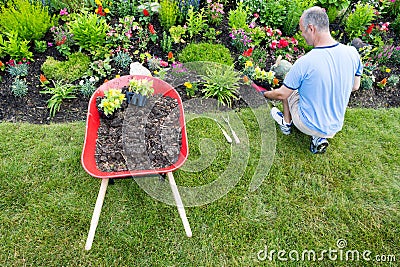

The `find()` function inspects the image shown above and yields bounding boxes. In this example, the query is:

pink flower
[59,8,68,16]
[266,27,273,36]
[249,21,256,28]
[160,60,168,67]
[270,40,278,49]
[48,42,53,47]
[276,29,282,36]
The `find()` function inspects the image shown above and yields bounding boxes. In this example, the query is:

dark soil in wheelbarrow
[95,94,182,172]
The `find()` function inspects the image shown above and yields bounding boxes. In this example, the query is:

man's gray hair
[301,6,329,32]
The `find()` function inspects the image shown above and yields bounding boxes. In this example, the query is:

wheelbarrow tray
[81,75,189,179]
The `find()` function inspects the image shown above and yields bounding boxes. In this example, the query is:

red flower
[366,24,374,35]
[242,47,253,57]
[168,51,174,60]
[143,9,150,16]
[277,38,289,49]
[148,24,156,34]
[96,5,105,16]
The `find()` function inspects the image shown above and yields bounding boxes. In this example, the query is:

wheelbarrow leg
[167,172,192,237]
[85,178,109,250]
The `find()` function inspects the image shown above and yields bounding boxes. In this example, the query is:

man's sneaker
[310,136,329,154]
[270,107,292,135]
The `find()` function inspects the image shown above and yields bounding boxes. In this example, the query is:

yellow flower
[95,0,102,5]
[115,74,120,78]
[104,8,110,13]
[154,70,159,75]
[184,82,192,89]
[386,68,391,73]
[245,61,253,68]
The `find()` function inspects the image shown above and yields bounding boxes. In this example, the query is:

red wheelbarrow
[81,75,191,250]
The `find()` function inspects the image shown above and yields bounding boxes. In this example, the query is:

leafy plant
[114,0,137,17]
[40,80,77,118]
[186,6,207,38]
[201,64,241,107]
[159,0,178,30]
[113,51,132,69]
[0,0,56,42]
[11,77,28,97]
[78,76,98,98]
[90,57,114,78]
[7,60,29,77]
[128,78,154,96]
[183,81,198,97]
[316,0,349,22]
[283,0,316,36]
[169,25,186,43]
[204,0,225,26]
[345,3,375,40]
[41,52,90,83]
[67,11,109,57]
[229,28,252,53]
[0,32,33,61]
[98,88,126,116]
[387,74,399,87]
[177,0,200,21]
[161,31,173,53]
[228,2,248,30]
[178,42,234,65]
[34,40,47,53]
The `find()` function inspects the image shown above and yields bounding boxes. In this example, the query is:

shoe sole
[310,142,329,154]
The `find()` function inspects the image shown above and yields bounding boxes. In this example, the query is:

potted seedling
[127,77,154,107]
[97,88,126,119]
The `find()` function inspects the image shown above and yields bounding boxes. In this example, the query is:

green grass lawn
[0,107,399,266]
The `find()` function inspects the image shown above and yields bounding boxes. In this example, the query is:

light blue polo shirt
[283,43,363,136]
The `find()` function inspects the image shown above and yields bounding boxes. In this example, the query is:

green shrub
[345,3,375,40]
[178,43,233,66]
[392,13,400,36]
[41,52,91,83]
[283,0,316,36]
[228,1,248,30]
[0,0,56,42]
[159,0,178,30]
[0,32,33,61]
[186,6,207,38]
[201,64,241,107]
[67,12,109,57]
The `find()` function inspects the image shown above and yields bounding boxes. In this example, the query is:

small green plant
[178,42,233,65]
[183,81,198,97]
[34,40,47,53]
[203,27,220,43]
[90,57,114,78]
[161,31,172,53]
[0,32,33,61]
[345,3,375,40]
[98,88,126,116]
[41,52,91,83]
[11,77,28,97]
[128,78,154,96]
[67,11,109,57]
[360,75,374,90]
[159,0,178,30]
[169,25,186,43]
[177,0,200,22]
[6,60,29,77]
[114,0,136,17]
[40,80,77,118]
[387,75,399,87]
[186,6,207,38]
[113,51,132,69]
[0,0,56,42]
[78,77,98,98]
[201,64,241,107]
[228,1,248,30]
